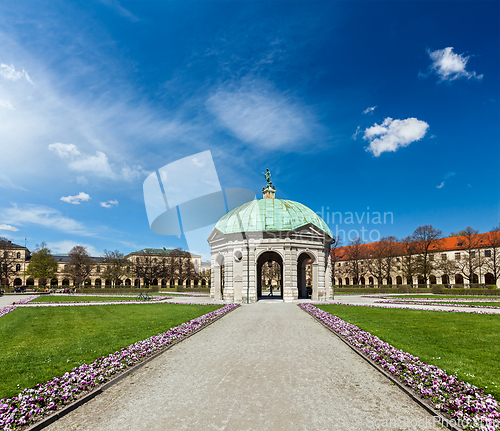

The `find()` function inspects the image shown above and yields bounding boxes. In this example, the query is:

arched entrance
[257,251,283,299]
[297,252,315,299]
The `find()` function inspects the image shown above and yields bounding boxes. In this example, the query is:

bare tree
[454,227,481,285]
[102,250,129,287]
[484,224,500,285]
[435,253,458,286]
[365,236,399,286]
[412,225,442,284]
[400,236,419,285]
[133,253,167,287]
[330,235,343,286]
[344,237,367,285]
[65,246,96,288]
[0,238,21,285]
[171,249,197,287]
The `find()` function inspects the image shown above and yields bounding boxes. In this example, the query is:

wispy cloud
[364,117,429,157]
[363,106,377,115]
[352,126,361,140]
[49,143,145,181]
[61,192,91,205]
[0,204,89,235]
[0,224,18,232]
[437,171,456,189]
[206,79,322,150]
[48,240,101,257]
[0,174,27,190]
[98,0,139,22]
[423,47,483,82]
[0,100,14,110]
[100,199,118,208]
[0,63,33,84]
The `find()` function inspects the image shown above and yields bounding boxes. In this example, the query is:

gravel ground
[46,302,441,431]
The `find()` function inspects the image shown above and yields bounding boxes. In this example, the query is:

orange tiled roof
[333,231,498,261]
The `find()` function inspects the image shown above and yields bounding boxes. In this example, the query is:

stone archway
[256,251,283,299]
[297,252,316,300]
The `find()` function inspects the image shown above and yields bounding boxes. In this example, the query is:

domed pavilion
[208,171,333,303]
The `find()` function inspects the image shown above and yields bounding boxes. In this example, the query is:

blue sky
[0,1,498,260]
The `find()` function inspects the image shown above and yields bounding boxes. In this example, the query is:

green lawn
[387,294,498,300]
[0,303,221,399]
[32,295,150,303]
[318,304,500,401]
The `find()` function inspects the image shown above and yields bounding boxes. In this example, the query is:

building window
[396,258,400,262]
[455,252,461,260]
[136,258,140,263]
[338,263,341,267]
[429,255,434,261]
[15,264,21,272]
[441,254,447,260]
[16,252,21,259]
[471,251,476,258]
[485,250,492,257]
[154,258,157,263]
[96,266,101,273]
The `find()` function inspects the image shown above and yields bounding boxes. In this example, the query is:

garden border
[23,304,240,431]
[299,304,462,431]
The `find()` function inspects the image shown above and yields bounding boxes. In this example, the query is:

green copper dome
[214,199,332,237]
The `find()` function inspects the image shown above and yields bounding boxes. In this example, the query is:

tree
[412,225,442,284]
[366,236,399,285]
[454,227,481,285]
[199,268,211,287]
[101,250,129,287]
[24,245,57,287]
[330,235,343,286]
[171,249,197,287]
[65,246,96,288]
[344,237,366,285]
[449,230,468,237]
[435,253,458,286]
[0,238,18,285]
[484,224,500,285]
[133,253,167,288]
[400,236,419,285]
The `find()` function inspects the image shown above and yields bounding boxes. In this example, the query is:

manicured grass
[0,303,221,399]
[31,295,148,303]
[318,304,500,401]
[387,294,498,299]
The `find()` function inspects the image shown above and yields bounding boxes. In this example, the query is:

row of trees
[331,224,500,286]
[0,240,210,288]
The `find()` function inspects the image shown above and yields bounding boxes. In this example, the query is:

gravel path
[46,302,440,431]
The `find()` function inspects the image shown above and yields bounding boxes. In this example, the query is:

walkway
[46,302,440,431]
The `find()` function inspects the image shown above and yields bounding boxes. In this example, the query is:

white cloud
[0,204,88,235]
[426,47,483,82]
[0,63,33,84]
[0,224,18,232]
[0,100,14,110]
[100,199,118,208]
[48,240,101,257]
[49,143,144,181]
[206,79,321,150]
[364,117,429,157]
[436,182,445,189]
[0,174,27,190]
[437,171,456,189]
[363,106,377,115]
[60,192,91,205]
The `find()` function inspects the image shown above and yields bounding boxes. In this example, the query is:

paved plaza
[46,301,441,431]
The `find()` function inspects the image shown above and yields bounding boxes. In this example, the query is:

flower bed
[0,303,239,430]
[300,303,500,431]
[0,296,39,319]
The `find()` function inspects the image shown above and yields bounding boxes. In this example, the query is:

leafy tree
[199,268,211,287]
[449,230,468,238]
[24,245,57,287]
[101,250,129,287]
[484,224,500,285]
[412,225,442,284]
[65,246,96,288]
